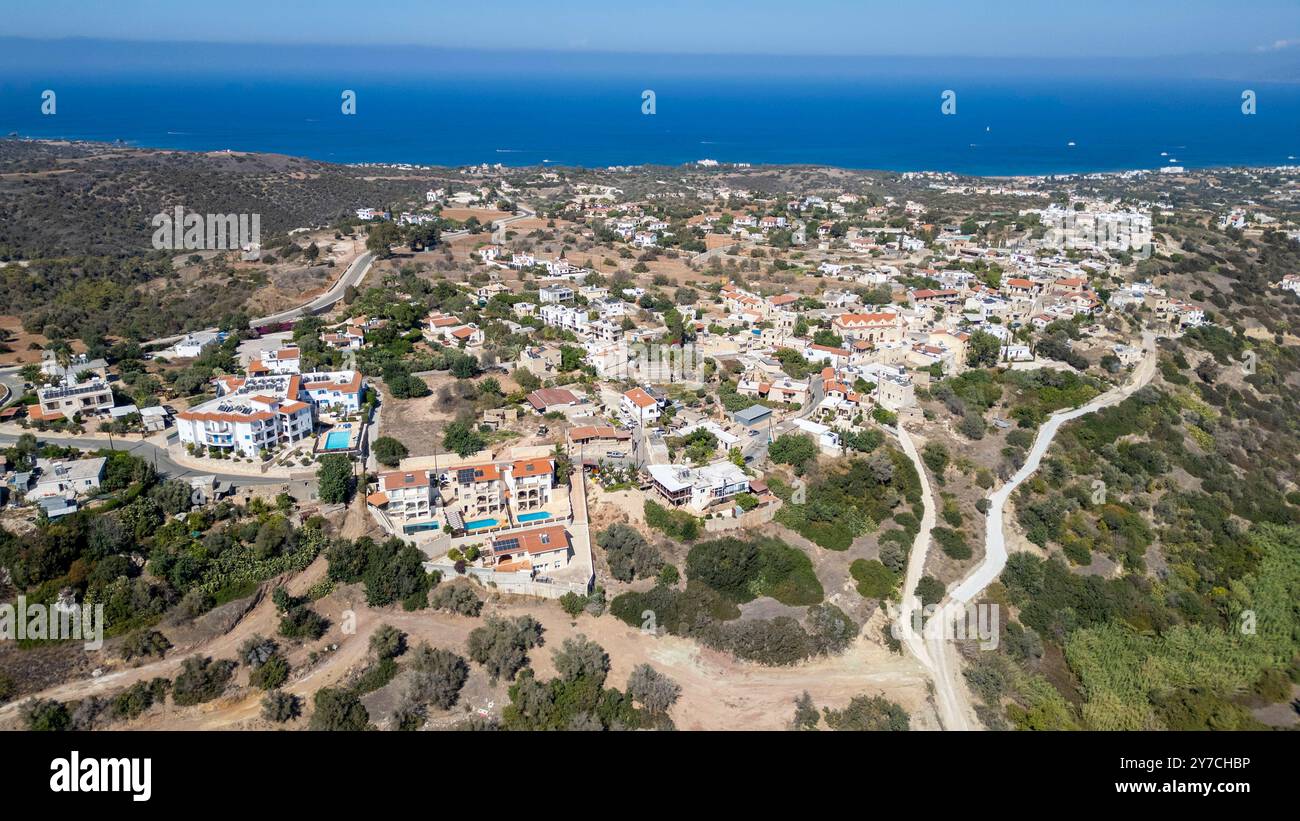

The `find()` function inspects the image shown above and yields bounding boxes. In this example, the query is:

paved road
[0,431,288,486]
[140,204,534,346]
[250,250,376,328]
[0,366,25,407]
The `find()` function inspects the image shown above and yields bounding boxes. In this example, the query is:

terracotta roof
[810,343,850,356]
[366,491,389,506]
[28,404,65,422]
[834,312,899,325]
[568,425,631,442]
[490,525,570,556]
[301,372,363,393]
[623,387,657,409]
[461,463,501,483]
[494,558,533,573]
[511,458,553,477]
[178,408,275,423]
[381,470,432,491]
[527,388,579,410]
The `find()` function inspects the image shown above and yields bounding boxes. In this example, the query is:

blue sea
[1,73,1297,176]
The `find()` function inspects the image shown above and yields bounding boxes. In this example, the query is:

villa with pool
[367,454,570,537]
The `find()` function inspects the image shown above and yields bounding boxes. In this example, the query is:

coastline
[5,134,1299,182]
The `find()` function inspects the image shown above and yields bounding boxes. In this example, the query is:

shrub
[279,605,329,640]
[933,526,972,560]
[429,582,483,616]
[171,656,237,706]
[310,687,370,731]
[597,523,664,581]
[822,694,910,731]
[316,454,354,504]
[119,629,172,662]
[643,500,700,541]
[261,690,301,723]
[626,664,681,715]
[372,436,409,467]
[466,615,544,683]
[850,558,898,599]
[22,698,70,731]
[370,624,408,660]
[916,575,946,606]
[405,644,470,710]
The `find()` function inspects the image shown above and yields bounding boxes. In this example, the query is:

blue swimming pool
[324,430,352,450]
[402,521,442,534]
[464,518,499,530]
[517,511,552,523]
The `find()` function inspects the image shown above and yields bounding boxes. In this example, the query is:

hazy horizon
[3,36,1299,83]
[8,0,1300,59]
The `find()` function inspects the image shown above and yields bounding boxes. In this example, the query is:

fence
[702,498,783,533]
[423,561,591,599]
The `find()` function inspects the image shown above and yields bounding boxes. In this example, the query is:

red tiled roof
[623,387,656,409]
[490,525,570,556]
[380,470,431,491]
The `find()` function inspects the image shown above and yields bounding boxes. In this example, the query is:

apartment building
[176,370,362,457]
[248,347,302,376]
[505,458,554,512]
[620,387,661,426]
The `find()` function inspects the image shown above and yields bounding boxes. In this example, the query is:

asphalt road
[0,431,288,486]
[250,249,376,328]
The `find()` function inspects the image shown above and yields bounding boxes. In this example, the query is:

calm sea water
[1,75,1297,175]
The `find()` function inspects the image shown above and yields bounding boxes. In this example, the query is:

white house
[646,461,750,515]
[621,387,661,426]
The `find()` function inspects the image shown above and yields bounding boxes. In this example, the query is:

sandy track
[2,569,936,730]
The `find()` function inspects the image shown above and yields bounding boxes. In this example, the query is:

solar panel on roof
[456,468,476,483]
[494,538,519,552]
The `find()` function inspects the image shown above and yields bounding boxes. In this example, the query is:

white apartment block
[248,347,302,376]
[177,370,364,457]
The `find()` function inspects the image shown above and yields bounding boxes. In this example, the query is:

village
[3,157,1299,735]
[0,168,1277,586]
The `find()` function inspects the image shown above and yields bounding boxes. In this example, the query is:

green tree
[442,419,486,458]
[365,221,402,258]
[768,433,818,472]
[317,454,354,504]
[966,330,1001,368]
[372,436,409,468]
[822,693,910,731]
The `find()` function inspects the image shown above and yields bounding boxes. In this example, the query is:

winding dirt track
[896,333,1158,730]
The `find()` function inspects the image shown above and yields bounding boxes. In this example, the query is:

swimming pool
[517,511,552,523]
[464,518,499,530]
[402,521,442,534]
[324,430,352,450]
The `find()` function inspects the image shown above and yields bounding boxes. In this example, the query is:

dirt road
[898,333,1159,731]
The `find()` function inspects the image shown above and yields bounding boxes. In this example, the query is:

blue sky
[10,0,1300,58]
